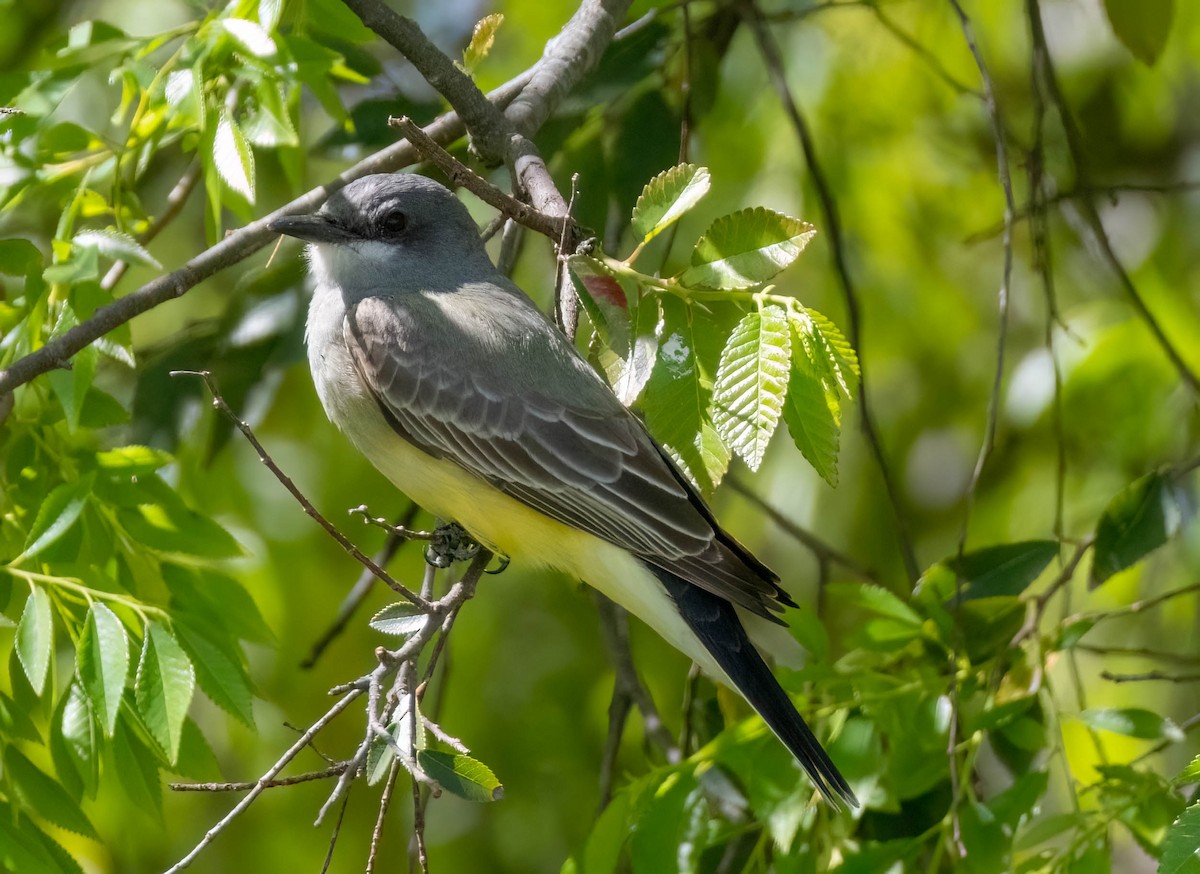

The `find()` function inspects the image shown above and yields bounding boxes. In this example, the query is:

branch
[1102,670,1200,684]
[102,160,202,291]
[0,75,530,397]
[174,370,428,608]
[169,764,349,792]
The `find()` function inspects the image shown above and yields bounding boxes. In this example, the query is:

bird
[269,172,856,808]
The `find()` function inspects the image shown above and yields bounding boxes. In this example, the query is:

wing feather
[345,293,788,618]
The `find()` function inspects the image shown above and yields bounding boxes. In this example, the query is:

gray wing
[344,292,790,619]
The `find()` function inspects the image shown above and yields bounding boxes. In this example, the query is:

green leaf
[213,112,255,202]
[3,747,98,839]
[945,540,1059,602]
[72,229,160,269]
[1092,470,1190,586]
[0,807,83,874]
[95,445,174,475]
[461,13,503,73]
[710,306,791,471]
[1174,754,1200,786]
[134,622,196,763]
[54,681,99,801]
[76,602,129,736]
[16,586,53,694]
[0,238,44,276]
[111,717,162,818]
[1103,0,1175,64]
[832,582,925,651]
[1160,802,1200,874]
[220,18,277,57]
[173,718,222,781]
[48,345,97,432]
[784,319,842,485]
[794,307,860,398]
[174,622,255,726]
[631,164,711,245]
[417,750,503,802]
[1081,707,1184,742]
[0,690,42,742]
[369,603,428,638]
[679,208,815,290]
[644,295,729,494]
[21,475,93,559]
[366,712,422,786]
[115,476,242,558]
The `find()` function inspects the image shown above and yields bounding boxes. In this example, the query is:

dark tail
[648,563,858,809]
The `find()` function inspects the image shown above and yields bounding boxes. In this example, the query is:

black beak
[268,213,355,244]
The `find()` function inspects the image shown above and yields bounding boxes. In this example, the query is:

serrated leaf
[611,293,661,406]
[21,475,93,559]
[1092,470,1190,586]
[797,307,859,397]
[784,323,841,486]
[369,602,428,638]
[0,690,41,742]
[116,477,243,558]
[95,445,173,475]
[55,681,99,800]
[832,582,924,651]
[644,296,729,494]
[1081,707,1184,742]
[135,622,195,763]
[174,718,222,781]
[680,208,815,290]
[710,306,791,471]
[461,13,503,73]
[16,586,53,694]
[1160,802,1200,874]
[221,18,276,57]
[631,164,711,244]
[259,0,283,31]
[72,229,160,269]
[945,540,1059,602]
[1175,754,1200,786]
[175,622,254,726]
[417,750,503,802]
[77,602,129,736]
[1103,0,1174,64]
[3,747,98,839]
[213,112,255,202]
[111,718,162,818]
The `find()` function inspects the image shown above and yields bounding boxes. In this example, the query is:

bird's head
[269,173,490,295]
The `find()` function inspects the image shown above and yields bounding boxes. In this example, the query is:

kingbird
[270,173,856,808]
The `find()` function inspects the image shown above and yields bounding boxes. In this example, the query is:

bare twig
[165,690,363,873]
[173,370,428,608]
[1026,0,1200,396]
[743,0,920,584]
[367,760,403,874]
[302,505,419,669]
[1075,644,1200,666]
[169,764,348,793]
[318,785,353,874]
[1102,670,1200,684]
[1068,581,1200,628]
[388,115,577,243]
[726,476,877,583]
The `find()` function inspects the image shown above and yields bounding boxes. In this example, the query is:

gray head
[270,174,493,294]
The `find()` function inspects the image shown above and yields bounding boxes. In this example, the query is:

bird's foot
[424,522,480,568]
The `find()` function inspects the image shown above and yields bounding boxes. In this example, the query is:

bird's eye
[379,211,408,236]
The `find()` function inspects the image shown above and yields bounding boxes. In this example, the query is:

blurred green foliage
[1,0,1199,872]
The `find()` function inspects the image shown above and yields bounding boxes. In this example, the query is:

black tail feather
[648,563,858,809]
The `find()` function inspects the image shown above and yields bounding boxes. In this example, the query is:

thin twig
[726,476,878,583]
[165,690,363,873]
[102,160,202,291]
[318,785,353,874]
[168,764,348,792]
[1102,670,1200,684]
[389,116,578,245]
[367,760,403,874]
[173,370,428,608]
[743,0,920,584]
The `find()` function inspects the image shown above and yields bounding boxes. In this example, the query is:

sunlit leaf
[213,112,255,202]
[175,623,255,727]
[73,228,160,269]
[221,18,277,58]
[77,602,129,736]
[1081,707,1184,742]
[631,164,711,245]
[710,306,790,471]
[368,602,428,638]
[680,208,815,290]
[417,750,503,802]
[134,622,196,763]
[784,319,841,485]
[461,13,503,73]
[1160,802,1200,874]
[16,586,53,695]
[21,475,93,559]
[1092,470,1191,587]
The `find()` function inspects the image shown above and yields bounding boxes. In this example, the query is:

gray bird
[270,173,856,808]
